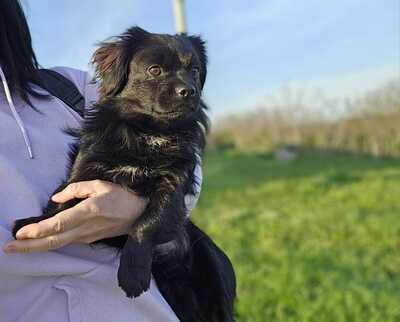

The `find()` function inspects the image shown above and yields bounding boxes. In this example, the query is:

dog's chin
[153,109,183,118]
[151,105,199,121]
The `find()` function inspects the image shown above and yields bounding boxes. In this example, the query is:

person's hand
[3,180,147,253]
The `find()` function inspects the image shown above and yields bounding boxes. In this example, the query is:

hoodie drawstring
[0,66,34,159]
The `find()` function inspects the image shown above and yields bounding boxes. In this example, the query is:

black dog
[13,27,236,322]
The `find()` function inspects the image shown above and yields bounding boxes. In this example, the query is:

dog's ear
[92,27,148,97]
[186,35,207,88]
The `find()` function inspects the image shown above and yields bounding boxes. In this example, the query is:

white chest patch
[146,136,170,147]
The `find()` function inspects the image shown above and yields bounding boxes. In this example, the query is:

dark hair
[0,0,46,106]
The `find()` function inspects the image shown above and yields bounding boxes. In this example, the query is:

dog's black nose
[176,85,196,98]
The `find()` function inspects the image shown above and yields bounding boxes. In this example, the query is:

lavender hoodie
[0,67,202,322]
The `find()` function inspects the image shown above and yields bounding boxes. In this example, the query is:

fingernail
[3,244,16,253]
[16,231,28,239]
[51,194,61,202]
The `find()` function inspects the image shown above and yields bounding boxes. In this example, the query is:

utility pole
[173,0,187,33]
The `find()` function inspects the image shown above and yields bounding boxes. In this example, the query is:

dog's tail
[152,220,236,322]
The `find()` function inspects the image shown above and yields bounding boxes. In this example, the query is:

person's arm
[3,162,202,253]
[185,160,202,214]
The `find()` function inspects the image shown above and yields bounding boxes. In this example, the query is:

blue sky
[23,0,399,119]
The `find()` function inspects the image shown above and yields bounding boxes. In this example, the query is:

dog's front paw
[118,261,152,298]
[117,240,152,298]
[12,217,42,238]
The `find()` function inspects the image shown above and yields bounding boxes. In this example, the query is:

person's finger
[3,227,81,253]
[15,206,88,240]
[51,180,105,203]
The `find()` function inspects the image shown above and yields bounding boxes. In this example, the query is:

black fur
[13,27,236,322]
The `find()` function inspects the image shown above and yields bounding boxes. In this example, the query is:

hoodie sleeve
[185,160,203,214]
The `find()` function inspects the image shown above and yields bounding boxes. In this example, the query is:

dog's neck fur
[77,97,206,162]
[97,96,204,134]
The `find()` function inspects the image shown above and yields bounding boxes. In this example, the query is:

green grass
[191,151,400,322]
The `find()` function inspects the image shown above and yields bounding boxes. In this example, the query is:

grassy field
[191,151,400,322]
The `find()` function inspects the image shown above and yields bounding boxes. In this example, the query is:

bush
[210,79,400,157]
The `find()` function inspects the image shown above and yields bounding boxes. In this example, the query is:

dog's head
[92,27,207,122]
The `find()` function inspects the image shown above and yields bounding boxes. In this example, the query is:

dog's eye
[148,65,162,76]
[192,67,200,77]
